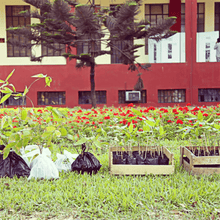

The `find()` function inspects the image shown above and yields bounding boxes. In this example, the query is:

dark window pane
[38,92,66,105]
[198,89,220,102]
[1,93,26,106]
[78,91,106,104]
[158,89,185,103]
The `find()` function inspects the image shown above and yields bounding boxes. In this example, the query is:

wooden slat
[182,159,191,173]
[182,147,194,162]
[193,156,220,165]
[163,146,173,164]
[110,165,174,175]
[191,167,220,175]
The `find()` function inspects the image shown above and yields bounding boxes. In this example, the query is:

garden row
[1,104,220,177]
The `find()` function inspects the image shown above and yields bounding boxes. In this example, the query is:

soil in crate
[190,149,220,157]
[113,151,169,165]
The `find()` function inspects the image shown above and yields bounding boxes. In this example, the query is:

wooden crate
[109,146,174,175]
[180,146,220,175]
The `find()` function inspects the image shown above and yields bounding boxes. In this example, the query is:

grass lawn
[0,141,220,220]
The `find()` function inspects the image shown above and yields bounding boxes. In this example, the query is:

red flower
[77,110,82,113]
[199,124,203,127]
[203,113,208,117]
[176,119,183,124]
[85,121,90,124]
[12,118,18,123]
[114,113,119,116]
[98,122,103,124]
[92,121,95,125]
[186,103,191,106]
[216,113,220,116]
[127,103,134,107]
[128,114,135,117]
[191,107,200,111]
[13,126,17,128]
[37,109,43,113]
[104,116,110,119]
[139,128,143,132]
[167,120,172,123]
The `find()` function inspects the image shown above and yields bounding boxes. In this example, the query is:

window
[145,4,169,54]
[111,40,132,64]
[78,91,106,104]
[158,89,185,103]
[181,3,204,33]
[6,6,31,57]
[77,35,101,55]
[215,3,220,31]
[42,40,66,56]
[198,89,220,102]
[38,92,65,105]
[118,90,147,104]
[1,93,26,106]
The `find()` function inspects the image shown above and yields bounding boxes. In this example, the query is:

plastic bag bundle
[21,145,51,166]
[71,144,102,174]
[55,150,78,172]
[0,145,30,178]
[28,154,59,180]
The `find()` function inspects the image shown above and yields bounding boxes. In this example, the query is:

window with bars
[111,40,133,64]
[118,90,147,104]
[77,35,101,56]
[181,3,205,33]
[215,3,220,31]
[42,40,66,57]
[198,89,220,102]
[78,91,106,104]
[1,93,26,106]
[158,89,185,103]
[6,6,31,57]
[38,92,66,105]
[145,4,169,54]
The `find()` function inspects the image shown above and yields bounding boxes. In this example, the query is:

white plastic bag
[21,145,51,165]
[55,150,78,172]
[28,154,59,180]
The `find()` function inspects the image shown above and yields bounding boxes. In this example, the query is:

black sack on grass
[0,145,30,178]
[71,143,102,174]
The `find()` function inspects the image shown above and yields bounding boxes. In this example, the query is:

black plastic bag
[0,145,30,178]
[113,152,126,164]
[123,152,136,165]
[71,144,102,174]
[158,154,169,165]
[132,151,145,165]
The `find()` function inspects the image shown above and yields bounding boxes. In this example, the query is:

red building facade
[0,0,219,108]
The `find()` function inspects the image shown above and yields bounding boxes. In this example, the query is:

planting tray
[180,146,220,175]
[109,146,174,175]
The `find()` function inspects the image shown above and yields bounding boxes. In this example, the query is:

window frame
[145,4,169,55]
[198,88,220,102]
[78,91,107,104]
[158,89,186,103]
[37,91,66,105]
[6,5,31,57]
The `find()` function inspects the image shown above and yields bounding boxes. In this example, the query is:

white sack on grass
[21,146,51,165]
[55,150,78,172]
[20,145,40,167]
[28,154,59,180]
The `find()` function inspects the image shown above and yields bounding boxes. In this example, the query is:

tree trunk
[90,62,96,108]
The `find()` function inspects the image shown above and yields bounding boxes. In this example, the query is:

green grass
[1,141,220,220]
